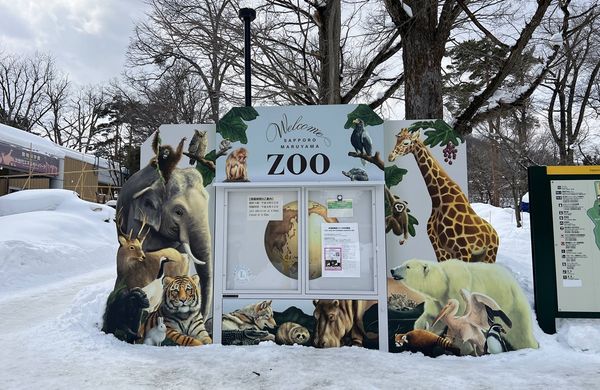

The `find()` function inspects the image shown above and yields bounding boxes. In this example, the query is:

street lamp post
[239,8,256,107]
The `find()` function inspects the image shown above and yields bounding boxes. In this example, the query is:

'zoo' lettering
[267,153,330,175]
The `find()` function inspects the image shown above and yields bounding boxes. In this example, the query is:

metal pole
[238,8,256,107]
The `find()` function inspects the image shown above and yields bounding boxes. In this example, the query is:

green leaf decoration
[204,149,217,162]
[408,213,419,237]
[407,119,463,148]
[217,107,259,144]
[385,166,408,188]
[195,149,216,187]
[344,104,384,129]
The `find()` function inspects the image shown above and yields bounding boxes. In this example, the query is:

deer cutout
[115,208,191,289]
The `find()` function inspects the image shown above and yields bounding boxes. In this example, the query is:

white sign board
[247,195,283,220]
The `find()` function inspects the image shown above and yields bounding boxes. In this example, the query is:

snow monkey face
[388,129,420,162]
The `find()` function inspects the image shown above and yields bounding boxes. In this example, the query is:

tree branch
[347,151,385,171]
[453,0,553,135]
[455,0,509,49]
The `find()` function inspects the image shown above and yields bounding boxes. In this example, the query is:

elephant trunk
[180,222,213,320]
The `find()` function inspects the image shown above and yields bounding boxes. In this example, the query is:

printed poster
[321,223,360,277]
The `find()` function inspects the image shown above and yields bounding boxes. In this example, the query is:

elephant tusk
[183,242,206,265]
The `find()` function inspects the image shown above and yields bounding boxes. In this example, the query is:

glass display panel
[307,187,376,292]
[225,189,300,292]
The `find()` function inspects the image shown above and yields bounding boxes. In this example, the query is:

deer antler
[115,207,127,238]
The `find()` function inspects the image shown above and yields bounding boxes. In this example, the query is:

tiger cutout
[222,300,276,341]
[139,274,212,346]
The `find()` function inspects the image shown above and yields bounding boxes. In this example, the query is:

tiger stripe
[139,275,212,346]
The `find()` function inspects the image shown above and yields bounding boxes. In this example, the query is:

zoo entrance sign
[215,104,385,183]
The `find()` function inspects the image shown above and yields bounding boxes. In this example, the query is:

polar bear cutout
[390,259,538,351]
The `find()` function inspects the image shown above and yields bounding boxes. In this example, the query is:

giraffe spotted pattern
[388,128,499,263]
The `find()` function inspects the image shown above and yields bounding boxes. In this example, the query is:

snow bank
[0,189,117,295]
[473,203,600,353]
[0,189,79,216]
[472,203,535,302]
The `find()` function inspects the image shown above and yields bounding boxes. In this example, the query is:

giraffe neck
[411,140,454,209]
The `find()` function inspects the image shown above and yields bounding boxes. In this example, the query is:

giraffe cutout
[388,128,499,263]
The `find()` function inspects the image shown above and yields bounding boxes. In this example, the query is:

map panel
[550,180,600,312]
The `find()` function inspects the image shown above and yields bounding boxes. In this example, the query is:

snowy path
[0,267,114,334]
[1,270,599,389]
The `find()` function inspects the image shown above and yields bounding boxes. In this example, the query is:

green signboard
[529,166,600,334]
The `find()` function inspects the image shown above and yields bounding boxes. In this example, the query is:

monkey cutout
[385,187,410,245]
[150,130,186,182]
[225,147,249,182]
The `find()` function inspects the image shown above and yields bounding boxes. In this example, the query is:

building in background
[0,124,125,202]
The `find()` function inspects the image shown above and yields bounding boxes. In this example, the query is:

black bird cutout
[350,118,372,165]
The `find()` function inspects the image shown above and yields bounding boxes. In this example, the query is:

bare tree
[543,0,600,164]
[251,0,404,108]
[38,75,70,145]
[62,85,110,153]
[127,0,240,123]
[384,0,558,133]
[0,52,59,131]
[123,63,211,126]
[467,111,556,225]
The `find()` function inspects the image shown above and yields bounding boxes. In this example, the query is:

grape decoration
[443,141,457,165]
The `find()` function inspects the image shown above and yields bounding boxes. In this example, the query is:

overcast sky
[0,0,148,85]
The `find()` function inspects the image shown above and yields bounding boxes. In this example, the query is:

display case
[305,187,377,294]
[223,188,302,293]
[220,185,378,294]
[212,104,388,349]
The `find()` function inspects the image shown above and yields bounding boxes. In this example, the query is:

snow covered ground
[1,190,600,389]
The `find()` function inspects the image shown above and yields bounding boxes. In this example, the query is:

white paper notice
[321,223,360,278]
[247,195,283,220]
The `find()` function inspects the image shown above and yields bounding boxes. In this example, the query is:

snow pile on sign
[1,196,600,388]
[0,189,116,294]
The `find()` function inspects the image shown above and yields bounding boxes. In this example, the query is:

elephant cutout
[104,161,213,342]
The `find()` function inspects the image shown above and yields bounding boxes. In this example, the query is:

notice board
[529,165,600,333]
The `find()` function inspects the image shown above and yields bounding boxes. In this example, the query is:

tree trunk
[488,117,500,206]
[317,0,341,104]
[512,188,522,228]
[401,5,444,119]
